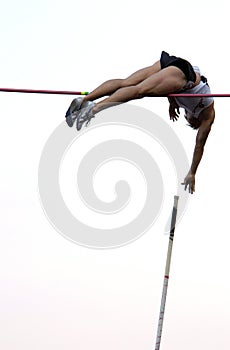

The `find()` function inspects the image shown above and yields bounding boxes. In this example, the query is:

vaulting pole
[154,195,179,350]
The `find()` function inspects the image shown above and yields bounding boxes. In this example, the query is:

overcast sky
[0,1,230,350]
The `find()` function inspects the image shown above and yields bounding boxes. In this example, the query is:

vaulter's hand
[181,173,195,194]
[168,97,180,122]
[169,104,180,122]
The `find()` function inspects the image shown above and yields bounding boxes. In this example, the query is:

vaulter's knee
[111,78,124,86]
[120,78,131,88]
[130,85,146,99]
[103,78,124,88]
[135,85,148,98]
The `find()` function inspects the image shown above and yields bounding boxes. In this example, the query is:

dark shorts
[160,51,196,83]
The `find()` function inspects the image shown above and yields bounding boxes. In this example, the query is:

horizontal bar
[0,88,89,95]
[0,88,230,98]
[168,93,230,97]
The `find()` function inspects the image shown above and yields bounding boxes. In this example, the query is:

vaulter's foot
[65,97,84,127]
[76,102,96,131]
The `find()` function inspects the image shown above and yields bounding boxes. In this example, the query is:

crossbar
[0,88,230,97]
[0,88,89,95]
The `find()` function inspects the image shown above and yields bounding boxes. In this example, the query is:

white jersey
[175,79,214,119]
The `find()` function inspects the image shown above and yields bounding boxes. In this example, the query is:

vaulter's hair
[186,117,201,130]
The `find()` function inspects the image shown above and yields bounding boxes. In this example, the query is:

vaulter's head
[185,115,201,130]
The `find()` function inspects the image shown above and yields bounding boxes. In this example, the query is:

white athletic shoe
[76,102,96,131]
[65,97,84,127]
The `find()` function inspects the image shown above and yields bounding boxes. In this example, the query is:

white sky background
[0,1,230,349]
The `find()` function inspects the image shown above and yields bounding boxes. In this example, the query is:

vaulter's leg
[82,61,161,105]
[92,66,187,114]
[65,61,161,126]
[75,65,187,131]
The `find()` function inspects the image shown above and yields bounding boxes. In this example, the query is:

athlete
[65,51,215,194]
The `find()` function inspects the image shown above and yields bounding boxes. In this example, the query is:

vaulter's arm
[190,106,215,175]
[182,104,215,194]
